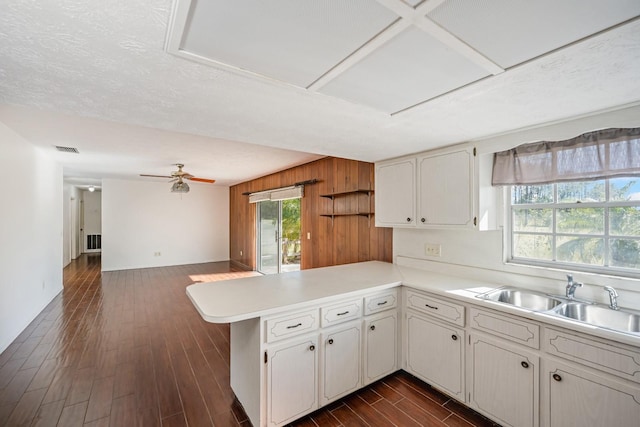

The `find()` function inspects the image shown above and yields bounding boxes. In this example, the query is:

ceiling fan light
[171,181,190,193]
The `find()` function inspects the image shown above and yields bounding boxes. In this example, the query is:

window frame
[506,178,640,279]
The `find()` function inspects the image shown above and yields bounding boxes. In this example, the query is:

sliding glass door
[258,200,279,274]
[257,198,301,274]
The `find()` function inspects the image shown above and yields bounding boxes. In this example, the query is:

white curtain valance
[492,128,640,186]
[248,185,304,203]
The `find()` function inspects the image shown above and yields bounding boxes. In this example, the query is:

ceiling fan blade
[140,174,172,178]
[188,177,216,183]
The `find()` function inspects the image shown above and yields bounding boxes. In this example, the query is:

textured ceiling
[1,0,640,187]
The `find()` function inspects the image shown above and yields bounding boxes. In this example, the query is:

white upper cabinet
[375,145,495,229]
[417,148,474,228]
[374,158,416,226]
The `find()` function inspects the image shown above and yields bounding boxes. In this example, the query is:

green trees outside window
[511,177,640,273]
[281,198,301,265]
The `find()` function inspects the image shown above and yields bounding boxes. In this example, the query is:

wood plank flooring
[0,255,498,427]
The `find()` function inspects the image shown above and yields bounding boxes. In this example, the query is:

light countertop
[186,261,402,323]
[187,260,640,348]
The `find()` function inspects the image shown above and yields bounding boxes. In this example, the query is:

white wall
[102,178,229,271]
[0,123,63,353]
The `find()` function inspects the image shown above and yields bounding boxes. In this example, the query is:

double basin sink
[478,287,640,335]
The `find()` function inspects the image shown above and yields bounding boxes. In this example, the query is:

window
[493,127,640,277]
[510,177,640,275]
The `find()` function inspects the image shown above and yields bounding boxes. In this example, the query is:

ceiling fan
[140,164,215,193]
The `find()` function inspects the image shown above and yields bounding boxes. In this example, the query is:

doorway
[81,189,102,254]
[257,198,301,274]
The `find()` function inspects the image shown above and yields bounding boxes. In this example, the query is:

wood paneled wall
[229,157,393,270]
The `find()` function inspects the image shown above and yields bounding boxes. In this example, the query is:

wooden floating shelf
[320,212,373,217]
[320,188,374,226]
[319,189,373,198]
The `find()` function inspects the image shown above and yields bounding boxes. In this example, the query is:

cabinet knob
[552,374,562,382]
[309,345,315,351]
[421,218,426,223]
[328,339,334,345]
[406,217,412,222]
[451,334,457,341]
[370,325,376,331]
[521,361,529,369]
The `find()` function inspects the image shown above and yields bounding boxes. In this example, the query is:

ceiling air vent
[55,146,79,153]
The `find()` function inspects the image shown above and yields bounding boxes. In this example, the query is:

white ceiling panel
[318,27,490,113]
[180,0,398,87]
[428,0,640,69]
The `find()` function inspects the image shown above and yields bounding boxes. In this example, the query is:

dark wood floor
[0,255,498,427]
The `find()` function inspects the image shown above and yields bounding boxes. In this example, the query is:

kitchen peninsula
[187,260,640,427]
[187,261,402,427]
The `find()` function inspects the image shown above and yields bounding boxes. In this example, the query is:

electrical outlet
[154,252,161,257]
[307,232,311,240]
[425,243,441,257]
[240,250,243,257]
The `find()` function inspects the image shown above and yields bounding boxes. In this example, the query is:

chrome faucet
[604,286,619,310]
[565,274,583,300]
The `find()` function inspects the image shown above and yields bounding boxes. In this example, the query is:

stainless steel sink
[550,302,640,334]
[479,288,565,311]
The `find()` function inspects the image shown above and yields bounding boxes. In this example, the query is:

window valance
[248,185,304,203]
[492,128,640,186]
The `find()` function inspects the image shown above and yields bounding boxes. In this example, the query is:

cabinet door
[321,324,361,405]
[418,148,475,227]
[406,312,464,400]
[544,360,640,427]
[469,334,538,427]
[267,336,318,427]
[364,311,398,385]
[375,158,416,227]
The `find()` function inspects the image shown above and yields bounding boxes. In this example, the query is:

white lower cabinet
[363,311,398,385]
[245,285,640,427]
[267,335,319,427]
[406,312,464,400]
[261,291,398,426]
[320,322,361,405]
[543,360,640,427]
[468,334,539,427]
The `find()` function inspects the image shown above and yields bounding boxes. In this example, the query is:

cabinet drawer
[364,289,398,315]
[265,309,319,343]
[545,327,640,383]
[469,308,539,349]
[320,299,362,327]
[405,290,464,326]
